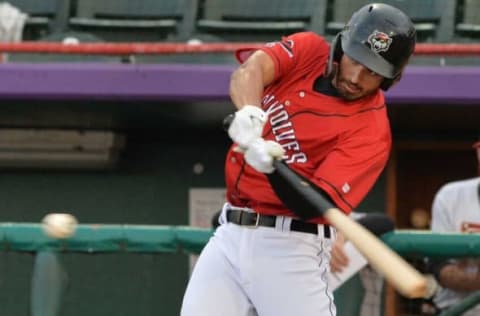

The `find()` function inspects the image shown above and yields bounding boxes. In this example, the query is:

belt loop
[282,216,292,232]
[254,213,260,226]
[274,216,283,231]
[219,203,229,225]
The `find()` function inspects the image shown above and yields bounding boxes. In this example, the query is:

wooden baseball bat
[272,161,427,298]
[223,114,427,298]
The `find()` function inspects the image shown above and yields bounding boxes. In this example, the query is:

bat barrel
[326,208,428,298]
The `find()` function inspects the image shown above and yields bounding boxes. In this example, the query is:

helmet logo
[367,31,392,53]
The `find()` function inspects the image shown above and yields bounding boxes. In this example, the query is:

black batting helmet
[328,3,416,90]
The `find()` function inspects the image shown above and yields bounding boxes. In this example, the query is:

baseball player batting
[181,3,417,316]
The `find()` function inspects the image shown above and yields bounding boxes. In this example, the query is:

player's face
[333,54,384,101]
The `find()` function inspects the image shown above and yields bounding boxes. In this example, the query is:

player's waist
[235,201,330,225]
[222,203,332,238]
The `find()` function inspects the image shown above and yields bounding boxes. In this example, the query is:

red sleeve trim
[235,48,257,64]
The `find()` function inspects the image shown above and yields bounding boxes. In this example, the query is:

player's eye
[367,69,381,77]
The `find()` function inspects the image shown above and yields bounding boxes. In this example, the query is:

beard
[331,62,382,101]
[332,75,365,101]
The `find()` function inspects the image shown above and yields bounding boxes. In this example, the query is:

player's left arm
[330,231,349,272]
[311,121,391,213]
[266,163,339,219]
[266,120,390,219]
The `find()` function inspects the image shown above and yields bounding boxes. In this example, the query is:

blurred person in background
[429,137,480,315]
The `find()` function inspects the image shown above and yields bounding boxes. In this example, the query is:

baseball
[62,37,79,45]
[41,213,78,239]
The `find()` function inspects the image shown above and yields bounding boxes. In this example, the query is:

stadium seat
[326,0,456,42]
[194,0,328,42]
[69,0,198,42]
[325,0,372,36]
[7,0,68,40]
[455,0,480,39]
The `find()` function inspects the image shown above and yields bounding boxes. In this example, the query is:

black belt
[226,209,330,238]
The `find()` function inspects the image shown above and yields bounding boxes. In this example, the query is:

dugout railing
[1,223,479,316]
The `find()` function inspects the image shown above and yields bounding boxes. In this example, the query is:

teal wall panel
[0,130,229,316]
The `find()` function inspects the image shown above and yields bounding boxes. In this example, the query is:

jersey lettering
[272,122,293,135]
[263,94,307,164]
[285,152,307,164]
[275,129,295,141]
[269,109,289,126]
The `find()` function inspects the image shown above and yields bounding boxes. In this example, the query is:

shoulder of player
[340,89,386,113]
[343,94,389,127]
[438,177,480,196]
[285,31,329,51]
[340,111,391,148]
[289,31,327,42]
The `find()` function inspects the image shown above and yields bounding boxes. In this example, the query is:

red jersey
[225,32,391,223]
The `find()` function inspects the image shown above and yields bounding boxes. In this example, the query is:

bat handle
[272,159,284,167]
[222,114,235,131]
[272,159,289,173]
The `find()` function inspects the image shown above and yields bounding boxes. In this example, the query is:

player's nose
[349,63,369,84]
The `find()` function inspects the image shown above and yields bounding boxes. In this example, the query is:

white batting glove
[244,138,285,174]
[228,105,267,149]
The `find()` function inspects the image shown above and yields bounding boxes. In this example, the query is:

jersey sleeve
[312,122,391,213]
[235,32,329,81]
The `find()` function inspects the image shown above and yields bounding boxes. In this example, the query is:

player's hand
[228,105,267,149]
[244,138,285,173]
[330,232,349,273]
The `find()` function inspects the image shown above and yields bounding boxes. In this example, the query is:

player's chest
[260,93,344,166]
[263,85,340,114]
[261,81,353,145]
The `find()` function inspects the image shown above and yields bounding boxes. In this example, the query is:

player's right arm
[227,34,316,151]
[226,50,276,152]
[229,50,276,109]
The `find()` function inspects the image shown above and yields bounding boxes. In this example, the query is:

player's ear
[380,72,402,91]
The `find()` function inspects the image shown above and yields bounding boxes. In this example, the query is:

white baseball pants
[181,207,337,316]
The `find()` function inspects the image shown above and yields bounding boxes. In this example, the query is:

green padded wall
[0,130,229,316]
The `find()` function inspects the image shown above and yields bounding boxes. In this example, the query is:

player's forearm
[439,264,480,292]
[229,63,265,109]
[229,50,275,109]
